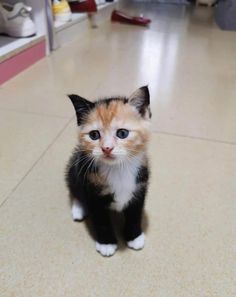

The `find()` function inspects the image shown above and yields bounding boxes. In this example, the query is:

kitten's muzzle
[102,146,114,156]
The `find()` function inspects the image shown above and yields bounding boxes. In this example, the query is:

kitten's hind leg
[71,199,86,221]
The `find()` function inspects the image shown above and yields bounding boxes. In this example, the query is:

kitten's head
[68,86,151,165]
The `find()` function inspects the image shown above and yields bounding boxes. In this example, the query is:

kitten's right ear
[68,94,95,125]
[129,86,151,118]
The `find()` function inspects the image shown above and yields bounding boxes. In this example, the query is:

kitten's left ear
[129,86,151,118]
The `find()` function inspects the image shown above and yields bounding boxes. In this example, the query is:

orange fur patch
[79,132,94,152]
[96,101,121,128]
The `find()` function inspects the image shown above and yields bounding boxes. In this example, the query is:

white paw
[71,201,86,221]
[95,242,117,257]
[127,233,145,250]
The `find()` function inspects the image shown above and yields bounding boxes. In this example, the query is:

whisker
[83,158,95,183]
[70,155,88,168]
[76,156,93,179]
[70,157,90,171]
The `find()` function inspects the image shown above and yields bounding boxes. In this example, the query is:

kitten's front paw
[127,233,145,250]
[71,201,86,221]
[96,242,117,257]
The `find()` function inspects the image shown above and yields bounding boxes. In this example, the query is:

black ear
[129,86,151,118]
[68,94,95,125]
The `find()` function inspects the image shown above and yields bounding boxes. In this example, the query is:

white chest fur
[100,156,143,212]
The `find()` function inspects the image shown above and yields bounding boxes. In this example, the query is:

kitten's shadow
[83,210,149,252]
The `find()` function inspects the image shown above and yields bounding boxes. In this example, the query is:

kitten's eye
[116,129,129,139]
[89,130,100,140]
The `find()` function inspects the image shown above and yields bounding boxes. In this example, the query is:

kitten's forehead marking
[95,100,122,129]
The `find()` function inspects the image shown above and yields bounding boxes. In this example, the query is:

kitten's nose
[102,147,114,155]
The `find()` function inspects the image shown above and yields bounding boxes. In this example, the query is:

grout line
[0,116,75,209]
[0,107,71,119]
[152,130,236,146]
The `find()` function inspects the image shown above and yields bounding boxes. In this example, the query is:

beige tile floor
[1,3,236,297]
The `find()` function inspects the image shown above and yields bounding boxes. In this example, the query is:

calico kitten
[66,86,151,257]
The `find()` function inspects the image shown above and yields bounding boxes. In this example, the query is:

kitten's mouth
[103,154,115,160]
[102,154,116,162]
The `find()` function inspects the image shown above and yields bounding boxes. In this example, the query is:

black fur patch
[95,97,128,107]
[136,166,149,184]
[67,95,95,126]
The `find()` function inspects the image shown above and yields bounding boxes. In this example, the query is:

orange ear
[68,94,95,125]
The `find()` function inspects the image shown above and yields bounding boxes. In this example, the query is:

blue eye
[89,130,100,140]
[116,129,129,139]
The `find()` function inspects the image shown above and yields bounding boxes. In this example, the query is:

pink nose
[102,147,114,155]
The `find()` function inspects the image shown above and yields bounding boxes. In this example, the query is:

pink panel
[0,40,46,85]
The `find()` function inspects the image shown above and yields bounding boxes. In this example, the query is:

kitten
[65,86,151,257]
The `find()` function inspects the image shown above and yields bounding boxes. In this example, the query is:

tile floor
[1,3,236,297]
